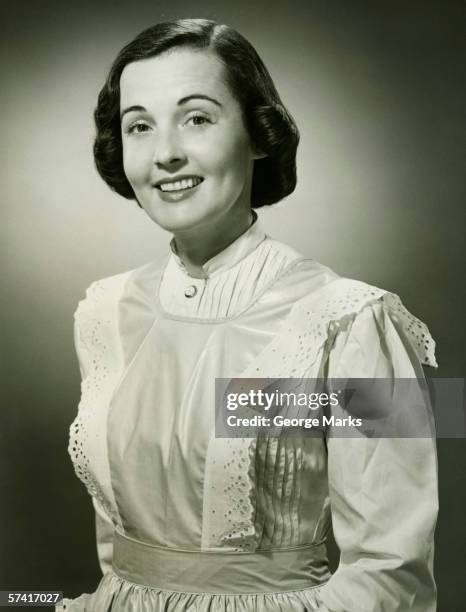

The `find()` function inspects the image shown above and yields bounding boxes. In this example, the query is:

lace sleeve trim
[249,279,436,378]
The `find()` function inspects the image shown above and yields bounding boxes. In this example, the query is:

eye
[185,113,211,127]
[125,121,152,135]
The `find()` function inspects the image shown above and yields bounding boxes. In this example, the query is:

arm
[92,496,114,575]
[316,300,438,612]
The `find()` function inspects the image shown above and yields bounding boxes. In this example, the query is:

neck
[172,207,255,278]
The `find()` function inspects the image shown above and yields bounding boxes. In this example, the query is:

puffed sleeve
[315,299,438,612]
[73,313,90,380]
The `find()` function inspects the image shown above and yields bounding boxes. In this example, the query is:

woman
[60,18,438,612]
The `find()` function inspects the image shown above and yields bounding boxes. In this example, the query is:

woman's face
[120,47,259,234]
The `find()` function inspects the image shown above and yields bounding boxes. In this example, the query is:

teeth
[159,177,202,192]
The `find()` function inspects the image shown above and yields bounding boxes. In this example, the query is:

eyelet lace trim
[203,279,437,552]
[202,437,258,552]
[250,279,437,378]
[68,277,129,527]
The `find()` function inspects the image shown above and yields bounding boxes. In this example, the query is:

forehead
[120,48,231,107]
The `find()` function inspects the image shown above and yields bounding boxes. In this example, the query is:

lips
[154,175,204,192]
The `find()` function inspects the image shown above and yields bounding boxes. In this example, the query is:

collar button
[184,285,198,298]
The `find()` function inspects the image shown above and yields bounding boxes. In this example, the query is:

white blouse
[62,216,438,612]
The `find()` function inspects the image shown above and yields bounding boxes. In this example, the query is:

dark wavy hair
[94,18,300,208]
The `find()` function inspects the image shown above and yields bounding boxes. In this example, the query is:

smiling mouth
[156,177,204,192]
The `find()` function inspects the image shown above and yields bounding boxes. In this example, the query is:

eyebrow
[120,105,146,120]
[120,94,222,120]
[178,94,222,107]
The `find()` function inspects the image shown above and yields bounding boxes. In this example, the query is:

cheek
[202,136,252,184]
[122,142,152,186]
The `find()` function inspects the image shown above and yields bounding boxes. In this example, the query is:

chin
[144,203,210,234]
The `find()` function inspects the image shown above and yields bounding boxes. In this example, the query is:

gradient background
[1,0,465,609]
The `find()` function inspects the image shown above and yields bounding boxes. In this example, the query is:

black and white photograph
[2,1,465,611]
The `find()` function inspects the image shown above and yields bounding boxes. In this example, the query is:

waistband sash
[112,530,330,594]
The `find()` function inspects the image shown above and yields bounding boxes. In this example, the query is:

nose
[152,127,186,167]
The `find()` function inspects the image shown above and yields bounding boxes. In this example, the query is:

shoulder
[293,276,438,370]
[75,270,131,315]
[72,259,166,378]
[74,257,166,320]
[259,237,340,298]
[263,236,336,277]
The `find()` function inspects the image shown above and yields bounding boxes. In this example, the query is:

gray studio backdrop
[1,1,464,610]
